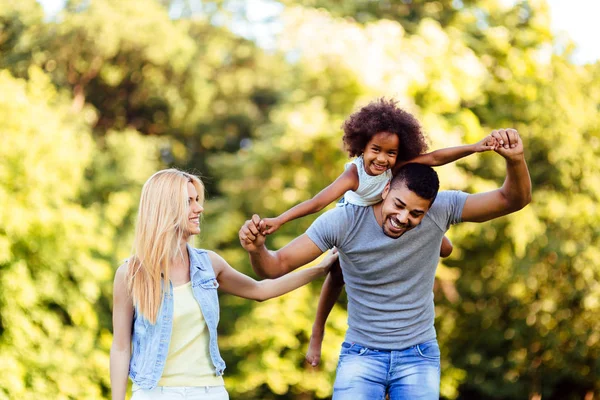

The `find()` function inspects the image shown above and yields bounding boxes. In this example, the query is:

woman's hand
[317,248,339,276]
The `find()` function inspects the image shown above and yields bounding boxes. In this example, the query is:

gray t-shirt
[307,190,468,350]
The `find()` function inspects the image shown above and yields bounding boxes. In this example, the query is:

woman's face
[185,181,203,237]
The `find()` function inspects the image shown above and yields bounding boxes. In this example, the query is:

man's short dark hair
[391,163,440,204]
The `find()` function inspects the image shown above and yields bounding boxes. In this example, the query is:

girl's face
[185,182,204,237]
[362,132,399,176]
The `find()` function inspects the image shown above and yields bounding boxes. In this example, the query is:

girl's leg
[306,261,344,367]
[306,332,324,367]
[440,236,453,258]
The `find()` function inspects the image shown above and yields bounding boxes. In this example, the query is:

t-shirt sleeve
[427,190,469,231]
[306,207,349,252]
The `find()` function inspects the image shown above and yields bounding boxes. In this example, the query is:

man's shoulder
[307,204,372,251]
[432,190,468,208]
[309,204,370,234]
[321,203,370,222]
[426,190,469,229]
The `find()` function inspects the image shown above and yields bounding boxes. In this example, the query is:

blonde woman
[110,169,337,400]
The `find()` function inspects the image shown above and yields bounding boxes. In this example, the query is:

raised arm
[211,249,337,301]
[394,134,497,173]
[110,264,133,400]
[239,215,325,278]
[461,129,532,222]
[262,166,359,234]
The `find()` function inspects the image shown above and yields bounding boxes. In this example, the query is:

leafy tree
[0,67,110,399]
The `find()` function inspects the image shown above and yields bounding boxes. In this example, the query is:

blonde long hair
[127,169,204,323]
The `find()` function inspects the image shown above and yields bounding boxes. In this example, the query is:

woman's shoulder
[189,247,209,255]
[196,249,229,277]
[115,258,131,276]
[190,248,223,268]
[114,258,131,289]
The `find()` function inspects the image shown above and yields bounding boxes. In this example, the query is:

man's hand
[491,128,524,161]
[239,214,266,252]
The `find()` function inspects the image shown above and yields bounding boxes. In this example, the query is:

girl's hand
[262,217,283,235]
[317,248,339,276]
[473,134,499,152]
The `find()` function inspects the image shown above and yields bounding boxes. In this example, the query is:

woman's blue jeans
[332,339,441,400]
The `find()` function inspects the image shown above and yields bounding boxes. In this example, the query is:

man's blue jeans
[332,339,441,400]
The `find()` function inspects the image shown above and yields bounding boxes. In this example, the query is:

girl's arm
[110,264,134,400]
[394,134,498,173]
[262,166,359,234]
[210,250,338,301]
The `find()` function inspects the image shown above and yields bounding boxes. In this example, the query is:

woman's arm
[110,263,134,400]
[394,134,498,173]
[210,250,338,301]
[262,166,359,234]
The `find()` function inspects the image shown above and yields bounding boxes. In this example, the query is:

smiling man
[239,128,531,399]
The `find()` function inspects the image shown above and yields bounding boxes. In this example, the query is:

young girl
[262,98,497,257]
[110,169,338,400]
[261,99,498,366]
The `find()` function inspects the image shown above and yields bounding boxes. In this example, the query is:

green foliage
[0,67,110,399]
[1,0,598,398]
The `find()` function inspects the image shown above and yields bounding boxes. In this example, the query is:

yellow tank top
[157,281,225,387]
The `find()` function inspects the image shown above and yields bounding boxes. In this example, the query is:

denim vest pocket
[195,277,220,319]
[199,277,219,289]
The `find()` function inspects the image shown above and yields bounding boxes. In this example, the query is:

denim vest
[129,245,226,389]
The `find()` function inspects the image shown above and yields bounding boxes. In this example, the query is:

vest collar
[187,243,206,271]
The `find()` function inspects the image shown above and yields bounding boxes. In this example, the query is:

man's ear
[382,181,391,200]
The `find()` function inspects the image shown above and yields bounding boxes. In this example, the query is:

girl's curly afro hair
[342,98,428,162]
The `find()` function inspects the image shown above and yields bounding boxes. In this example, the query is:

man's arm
[461,129,532,223]
[239,215,325,278]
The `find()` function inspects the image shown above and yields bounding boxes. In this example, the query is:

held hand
[491,128,524,161]
[239,214,267,252]
[317,248,339,276]
[473,134,500,153]
[262,217,283,235]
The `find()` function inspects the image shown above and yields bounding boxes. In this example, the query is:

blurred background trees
[0,0,598,398]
